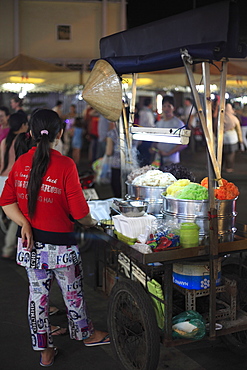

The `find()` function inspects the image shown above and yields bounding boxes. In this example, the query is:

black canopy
[91,1,246,74]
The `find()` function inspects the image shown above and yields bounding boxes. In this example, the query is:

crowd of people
[0,94,245,198]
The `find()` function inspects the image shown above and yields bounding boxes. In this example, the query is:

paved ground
[0,146,246,370]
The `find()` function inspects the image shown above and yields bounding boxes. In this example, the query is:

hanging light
[131,126,191,145]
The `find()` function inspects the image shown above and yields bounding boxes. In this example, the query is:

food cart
[82,1,247,369]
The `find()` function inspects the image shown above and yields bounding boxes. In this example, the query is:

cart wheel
[108,279,160,370]
[221,257,247,355]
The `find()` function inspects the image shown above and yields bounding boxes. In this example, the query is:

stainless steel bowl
[113,199,149,217]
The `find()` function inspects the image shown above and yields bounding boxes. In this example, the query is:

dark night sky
[126,0,247,43]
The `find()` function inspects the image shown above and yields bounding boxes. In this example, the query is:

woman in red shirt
[0,109,109,366]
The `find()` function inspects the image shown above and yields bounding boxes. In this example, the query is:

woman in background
[1,113,28,258]
[240,104,247,150]
[223,102,243,173]
[105,121,121,198]
[71,116,84,166]
[151,96,186,167]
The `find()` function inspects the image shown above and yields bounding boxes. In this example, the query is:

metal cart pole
[182,52,228,338]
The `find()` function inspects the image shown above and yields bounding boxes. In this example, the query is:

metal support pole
[129,73,138,126]
[217,60,227,171]
[202,62,214,144]
[182,53,225,339]
[119,116,126,199]
[182,54,222,186]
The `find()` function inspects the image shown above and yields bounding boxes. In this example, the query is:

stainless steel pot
[125,182,168,216]
[162,196,238,243]
[126,182,168,201]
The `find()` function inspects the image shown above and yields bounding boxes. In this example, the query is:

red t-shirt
[0,147,89,240]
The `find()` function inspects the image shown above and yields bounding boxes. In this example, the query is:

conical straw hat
[82,59,122,122]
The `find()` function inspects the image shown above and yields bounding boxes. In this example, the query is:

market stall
[81,1,247,369]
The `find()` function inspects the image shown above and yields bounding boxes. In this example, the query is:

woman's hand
[2,203,34,251]
[21,221,33,251]
[77,213,98,228]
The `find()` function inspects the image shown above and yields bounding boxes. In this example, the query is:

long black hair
[27,109,63,218]
[14,132,34,160]
[1,113,27,174]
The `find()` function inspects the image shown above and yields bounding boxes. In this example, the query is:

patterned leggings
[26,257,94,351]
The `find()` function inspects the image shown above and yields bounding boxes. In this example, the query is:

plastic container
[173,260,221,290]
[180,222,199,248]
[114,230,137,245]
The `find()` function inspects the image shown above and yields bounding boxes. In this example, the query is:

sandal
[84,333,110,347]
[49,307,59,316]
[51,326,68,336]
[40,347,58,367]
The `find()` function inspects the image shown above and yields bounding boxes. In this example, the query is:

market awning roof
[92,0,246,74]
[0,54,84,92]
[0,53,70,72]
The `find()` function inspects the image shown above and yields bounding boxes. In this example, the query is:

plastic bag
[130,243,153,254]
[92,155,112,184]
[172,310,206,340]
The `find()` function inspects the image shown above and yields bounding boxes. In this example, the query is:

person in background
[183,97,197,152]
[0,106,10,143]
[0,113,28,177]
[212,94,220,133]
[71,116,84,166]
[232,101,242,121]
[105,121,121,198]
[0,109,110,367]
[151,95,186,167]
[52,100,65,120]
[0,113,28,259]
[223,102,243,173]
[67,103,77,121]
[10,95,28,122]
[96,115,111,159]
[134,104,140,125]
[137,97,155,166]
[63,104,77,155]
[85,107,99,163]
[240,104,247,150]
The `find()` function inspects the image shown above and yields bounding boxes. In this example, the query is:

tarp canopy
[0,54,83,92]
[0,53,70,72]
[127,59,247,91]
[92,0,246,75]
